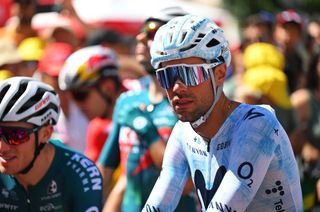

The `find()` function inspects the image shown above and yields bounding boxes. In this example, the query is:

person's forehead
[0,121,32,128]
[279,22,301,31]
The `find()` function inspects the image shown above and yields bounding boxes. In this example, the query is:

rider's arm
[149,139,166,168]
[97,96,124,198]
[96,122,120,198]
[102,174,126,212]
[143,123,190,211]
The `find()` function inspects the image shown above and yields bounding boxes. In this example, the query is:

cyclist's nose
[136,32,148,43]
[0,136,10,150]
[172,79,187,92]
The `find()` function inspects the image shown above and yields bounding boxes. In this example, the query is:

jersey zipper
[25,189,31,212]
[207,140,211,152]
[206,139,212,209]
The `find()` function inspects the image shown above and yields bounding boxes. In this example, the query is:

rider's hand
[118,105,161,147]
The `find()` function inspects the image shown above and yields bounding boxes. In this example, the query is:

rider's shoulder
[241,104,277,120]
[50,139,101,177]
[116,89,148,106]
[237,104,279,131]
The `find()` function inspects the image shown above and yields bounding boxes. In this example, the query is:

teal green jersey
[98,89,197,212]
[0,139,103,212]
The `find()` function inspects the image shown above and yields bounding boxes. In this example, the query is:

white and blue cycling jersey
[143,103,303,212]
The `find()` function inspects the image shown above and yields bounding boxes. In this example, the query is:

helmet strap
[19,132,46,175]
[191,69,222,128]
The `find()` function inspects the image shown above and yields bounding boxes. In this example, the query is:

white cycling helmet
[59,45,119,90]
[0,77,60,126]
[151,15,231,69]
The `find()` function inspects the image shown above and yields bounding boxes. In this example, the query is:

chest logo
[194,166,226,210]
[243,108,264,120]
[47,180,58,195]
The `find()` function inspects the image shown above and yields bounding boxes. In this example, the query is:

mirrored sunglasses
[141,21,163,40]
[0,126,41,145]
[156,62,223,89]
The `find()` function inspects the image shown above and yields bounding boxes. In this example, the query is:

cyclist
[98,7,197,212]
[58,45,127,211]
[36,42,89,154]
[143,15,303,211]
[58,45,126,162]
[0,77,102,211]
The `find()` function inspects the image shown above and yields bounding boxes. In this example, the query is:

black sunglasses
[141,21,164,40]
[71,89,92,102]
[0,126,41,145]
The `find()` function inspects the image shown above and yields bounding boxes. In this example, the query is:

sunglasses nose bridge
[0,135,10,147]
[171,72,188,90]
[173,79,188,90]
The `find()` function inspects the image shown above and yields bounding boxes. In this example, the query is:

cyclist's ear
[213,63,227,86]
[38,125,54,144]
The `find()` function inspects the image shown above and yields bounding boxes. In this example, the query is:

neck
[14,143,55,190]
[102,89,123,119]
[59,93,69,118]
[195,94,238,139]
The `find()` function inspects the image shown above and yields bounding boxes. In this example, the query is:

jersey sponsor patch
[243,108,264,120]
[66,153,102,192]
[47,180,58,195]
[194,166,226,210]
[0,203,19,210]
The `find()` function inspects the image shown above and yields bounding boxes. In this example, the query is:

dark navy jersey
[0,139,103,212]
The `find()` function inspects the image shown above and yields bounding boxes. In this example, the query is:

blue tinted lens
[178,66,209,86]
[156,67,178,89]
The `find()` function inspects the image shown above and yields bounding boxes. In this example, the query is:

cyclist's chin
[0,163,18,175]
[176,111,194,122]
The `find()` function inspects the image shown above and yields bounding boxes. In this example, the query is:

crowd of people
[0,0,319,211]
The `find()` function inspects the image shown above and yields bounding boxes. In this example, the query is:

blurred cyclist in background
[36,42,89,153]
[98,7,197,212]
[0,77,102,211]
[273,9,306,93]
[58,45,126,207]
[143,14,302,211]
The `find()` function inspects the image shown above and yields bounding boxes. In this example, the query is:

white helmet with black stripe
[0,77,60,126]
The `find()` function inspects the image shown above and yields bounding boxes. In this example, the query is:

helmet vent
[198,33,206,38]
[5,83,28,116]
[194,33,205,43]
[168,32,174,43]
[206,38,220,48]
[0,85,10,120]
[0,85,10,105]
[180,44,197,52]
[17,88,47,114]
[179,32,187,44]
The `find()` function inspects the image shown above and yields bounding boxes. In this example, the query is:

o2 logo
[237,161,254,187]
